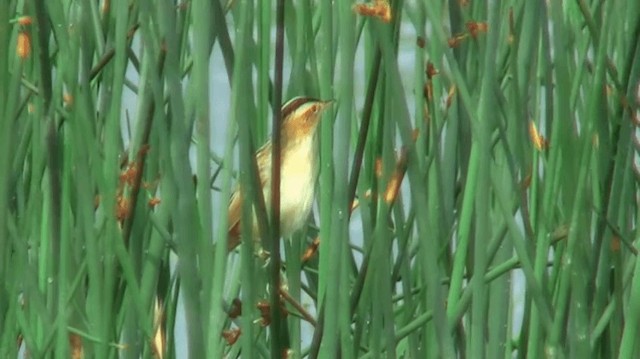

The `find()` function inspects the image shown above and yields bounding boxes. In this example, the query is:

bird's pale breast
[262,135,318,237]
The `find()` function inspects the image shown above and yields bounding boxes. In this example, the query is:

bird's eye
[306,105,319,118]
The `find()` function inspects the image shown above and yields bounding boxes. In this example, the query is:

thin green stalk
[269,0,289,354]
[373,17,455,358]
[469,3,500,357]
[317,0,355,355]
[231,1,262,359]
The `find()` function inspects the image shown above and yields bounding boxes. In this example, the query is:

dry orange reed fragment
[228,298,242,319]
[151,299,166,359]
[148,197,161,208]
[446,85,457,108]
[69,333,83,359]
[116,196,130,221]
[383,148,408,205]
[17,32,30,60]
[17,16,32,26]
[448,21,488,48]
[447,34,467,48]
[426,62,439,79]
[63,93,74,107]
[257,300,271,327]
[375,157,383,178]
[466,21,488,38]
[354,0,392,23]
[424,82,433,102]
[222,329,241,345]
[119,164,138,187]
[302,237,321,263]
[528,120,548,151]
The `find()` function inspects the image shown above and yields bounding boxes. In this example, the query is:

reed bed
[1,0,639,358]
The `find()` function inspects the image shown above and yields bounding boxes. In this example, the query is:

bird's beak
[321,99,335,110]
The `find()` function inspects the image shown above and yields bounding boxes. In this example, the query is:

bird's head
[280,97,333,145]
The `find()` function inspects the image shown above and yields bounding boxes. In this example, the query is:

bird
[227,97,332,251]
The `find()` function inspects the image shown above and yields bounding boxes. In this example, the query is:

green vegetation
[1,0,639,358]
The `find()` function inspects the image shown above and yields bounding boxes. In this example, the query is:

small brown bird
[227,97,332,251]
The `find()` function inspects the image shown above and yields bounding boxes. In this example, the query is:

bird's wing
[227,141,272,251]
[227,186,242,250]
[255,141,272,190]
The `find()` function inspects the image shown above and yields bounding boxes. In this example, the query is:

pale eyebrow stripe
[281,97,319,120]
